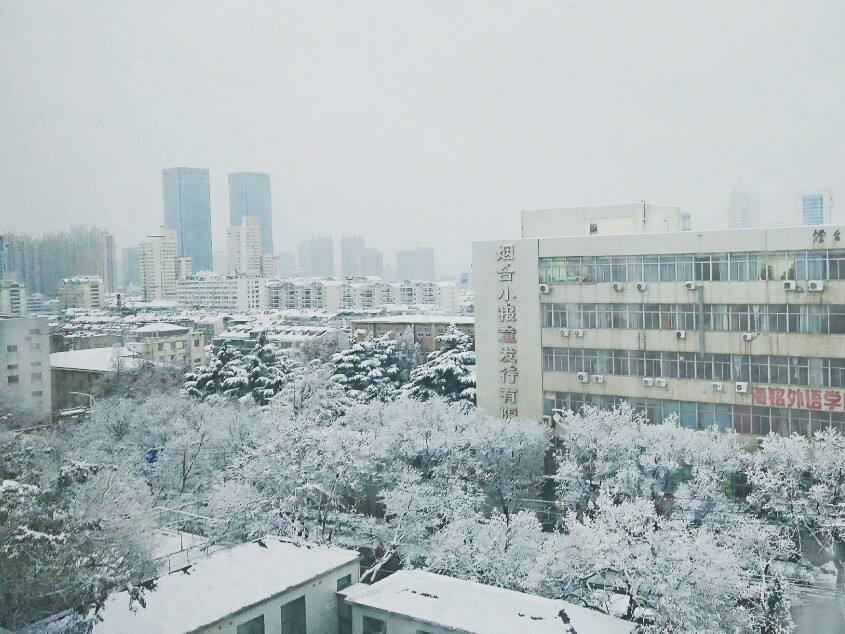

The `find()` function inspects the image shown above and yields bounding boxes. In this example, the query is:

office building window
[6,345,18,353]
[30,372,42,382]
[8,376,19,385]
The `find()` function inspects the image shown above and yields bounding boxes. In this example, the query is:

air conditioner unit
[712,381,724,391]
[684,281,698,291]
[783,280,797,291]
[611,282,624,291]
[576,372,589,383]
[675,330,686,339]
[559,328,570,337]
[642,377,654,387]
[741,332,755,341]
[539,284,552,294]
[654,378,667,388]
[593,374,605,384]
[735,381,749,394]
[636,282,648,291]
[808,280,825,292]
[573,329,584,337]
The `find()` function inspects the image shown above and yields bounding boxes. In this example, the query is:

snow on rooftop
[352,314,473,325]
[50,347,142,373]
[133,322,186,333]
[93,537,359,634]
[344,571,635,634]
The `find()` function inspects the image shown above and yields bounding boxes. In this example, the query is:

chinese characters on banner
[497,244,518,418]
[750,385,845,411]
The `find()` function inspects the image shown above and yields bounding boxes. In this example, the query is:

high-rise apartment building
[1,316,51,413]
[139,228,179,301]
[298,237,334,277]
[0,281,26,316]
[803,192,831,225]
[0,235,6,280]
[2,227,116,295]
[341,235,366,277]
[397,247,435,281]
[727,187,761,229]
[473,203,845,439]
[59,277,104,309]
[163,167,213,272]
[229,172,273,255]
[360,248,385,278]
[227,217,262,275]
[122,246,141,289]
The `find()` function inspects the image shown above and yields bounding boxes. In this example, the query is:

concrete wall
[0,316,51,413]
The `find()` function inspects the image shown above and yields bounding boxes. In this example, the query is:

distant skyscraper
[359,248,384,278]
[122,246,140,289]
[139,228,179,301]
[397,247,435,280]
[726,187,761,229]
[341,235,366,277]
[163,167,213,272]
[298,237,334,276]
[227,216,262,275]
[276,252,297,277]
[802,191,829,225]
[229,172,273,255]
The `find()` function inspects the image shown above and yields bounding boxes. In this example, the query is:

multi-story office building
[0,281,27,316]
[727,187,761,229]
[473,204,845,439]
[122,246,140,289]
[227,217,262,275]
[298,237,335,277]
[2,226,116,295]
[267,278,457,312]
[139,228,179,301]
[163,167,213,272]
[360,248,384,278]
[58,276,104,309]
[228,172,273,255]
[176,273,268,312]
[803,191,830,226]
[397,247,435,280]
[350,315,473,353]
[341,235,366,277]
[1,316,51,413]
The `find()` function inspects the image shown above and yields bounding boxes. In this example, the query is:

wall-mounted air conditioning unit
[642,377,654,387]
[611,282,624,291]
[808,280,825,292]
[559,328,570,337]
[741,332,755,341]
[636,282,648,291]
[539,284,552,294]
[783,280,797,291]
[712,381,723,391]
[573,329,584,337]
[675,330,686,339]
[576,372,589,383]
[593,375,605,384]
[735,381,749,393]
[684,281,698,291]
[654,378,667,388]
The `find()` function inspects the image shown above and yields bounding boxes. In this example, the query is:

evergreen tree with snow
[403,324,476,408]
[330,332,402,403]
[762,574,795,634]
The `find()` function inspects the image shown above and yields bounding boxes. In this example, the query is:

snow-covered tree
[330,332,402,403]
[403,324,476,408]
[763,574,795,634]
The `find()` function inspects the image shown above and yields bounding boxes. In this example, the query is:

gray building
[229,172,273,255]
[1,316,51,414]
[163,167,213,272]
[122,246,140,288]
[360,247,384,278]
[397,246,435,280]
[803,192,828,226]
[298,237,335,277]
[341,235,365,277]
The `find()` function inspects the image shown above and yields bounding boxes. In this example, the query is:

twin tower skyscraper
[162,168,273,273]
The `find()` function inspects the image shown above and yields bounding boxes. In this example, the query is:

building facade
[474,215,845,439]
[128,323,205,367]
[139,228,179,301]
[122,245,141,289]
[229,172,273,255]
[1,316,51,413]
[341,235,366,277]
[177,274,269,312]
[350,315,473,353]
[163,167,213,272]
[803,192,829,226]
[58,276,104,310]
[0,280,26,316]
[298,237,335,277]
[396,247,435,280]
[359,248,384,278]
[727,187,761,229]
[227,216,262,275]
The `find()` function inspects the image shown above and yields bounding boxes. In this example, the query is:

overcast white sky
[1,1,844,275]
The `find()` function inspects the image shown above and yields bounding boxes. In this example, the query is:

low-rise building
[93,537,360,634]
[349,315,474,353]
[58,276,104,309]
[0,280,27,316]
[129,323,204,367]
[342,570,634,634]
[0,316,50,413]
[50,346,141,410]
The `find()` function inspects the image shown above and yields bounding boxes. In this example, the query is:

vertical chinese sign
[497,243,518,418]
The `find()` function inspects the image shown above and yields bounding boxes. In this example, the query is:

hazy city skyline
[2,2,845,276]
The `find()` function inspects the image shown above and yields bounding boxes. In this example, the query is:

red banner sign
[750,385,844,411]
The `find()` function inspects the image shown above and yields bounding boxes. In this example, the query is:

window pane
[237,615,265,634]
[363,616,387,634]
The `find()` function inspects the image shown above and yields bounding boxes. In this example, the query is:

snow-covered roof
[352,315,474,325]
[93,537,359,634]
[50,347,142,373]
[344,570,635,634]
[133,322,187,334]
